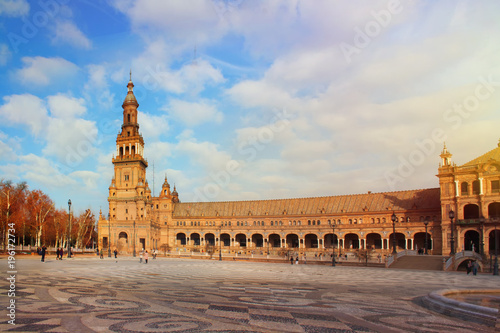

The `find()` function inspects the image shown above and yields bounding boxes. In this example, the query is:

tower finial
[129,69,132,81]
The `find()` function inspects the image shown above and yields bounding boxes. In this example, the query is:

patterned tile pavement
[1,256,499,332]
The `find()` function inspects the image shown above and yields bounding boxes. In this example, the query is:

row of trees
[0,179,97,252]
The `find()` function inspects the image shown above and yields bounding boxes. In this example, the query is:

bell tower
[107,74,153,254]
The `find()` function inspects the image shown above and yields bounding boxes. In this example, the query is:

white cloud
[52,20,92,49]
[0,0,29,17]
[138,111,169,140]
[0,94,48,136]
[48,94,87,119]
[166,99,223,127]
[15,56,79,86]
[70,170,100,189]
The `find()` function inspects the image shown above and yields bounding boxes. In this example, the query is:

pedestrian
[295,256,299,265]
[472,261,479,275]
[139,251,143,263]
[100,249,103,259]
[59,248,63,259]
[56,248,60,260]
[41,245,46,262]
[114,249,118,258]
[304,254,307,264]
[290,256,293,265]
[466,260,472,275]
[144,250,149,264]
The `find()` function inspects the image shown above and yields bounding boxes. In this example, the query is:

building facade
[97,80,500,259]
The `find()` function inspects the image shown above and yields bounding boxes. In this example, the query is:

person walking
[114,249,118,258]
[472,261,479,276]
[144,250,149,264]
[290,256,293,265]
[295,256,299,265]
[139,251,143,263]
[41,245,47,262]
[59,248,63,259]
[99,249,103,259]
[466,260,472,275]
[56,248,60,260]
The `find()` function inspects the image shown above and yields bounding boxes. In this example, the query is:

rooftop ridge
[177,188,440,205]
[461,145,500,167]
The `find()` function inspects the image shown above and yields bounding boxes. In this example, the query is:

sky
[0,0,499,215]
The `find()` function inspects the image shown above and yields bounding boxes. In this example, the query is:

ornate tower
[107,75,153,254]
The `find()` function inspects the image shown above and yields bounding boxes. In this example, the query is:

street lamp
[391,212,397,255]
[449,210,455,255]
[133,219,136,257]
[331,221,336,267]
[219,225,222,261]
[67,199,71,258]
[424,217,430,255]
[108,213,111,257]
[494,223,498,276]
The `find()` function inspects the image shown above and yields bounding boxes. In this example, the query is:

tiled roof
[172,188,440,218]
[462,145,500,167]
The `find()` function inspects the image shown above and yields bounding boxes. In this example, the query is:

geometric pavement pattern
[1,256,498,333]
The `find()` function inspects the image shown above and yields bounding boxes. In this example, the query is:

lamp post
[219,225,222,261]
[391,212,397,255]
[494,223,498,276]
[133,219,136,257]
[67,199,71,258]
[479,217,485,256]
[108,213,111,257]
[332,221,336,267]
[424,217,429,255]
[449,210,455,255]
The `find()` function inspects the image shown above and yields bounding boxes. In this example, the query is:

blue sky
[1,0,499,215]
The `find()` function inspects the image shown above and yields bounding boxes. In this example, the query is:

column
[455,180,459,197]
[407,239,412,250]
[479,177,483,195]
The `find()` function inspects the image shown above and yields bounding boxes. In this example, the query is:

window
[317,220,321,225]
[125,209,128,213]
[124,175,129,181]
[308,220,311,225]
[461,182,468,195]
[472,180,480,195]
[492,180,500,193]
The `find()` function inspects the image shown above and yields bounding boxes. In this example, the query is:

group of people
[55,248,65,260]
[37,246,72,262]
[466,260,480,275]
[98,248,119,259]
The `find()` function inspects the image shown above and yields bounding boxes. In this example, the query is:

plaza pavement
[1,256,498,332]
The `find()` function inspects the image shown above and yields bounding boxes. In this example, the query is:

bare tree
[0,180,28,251]
[26,190,54,247]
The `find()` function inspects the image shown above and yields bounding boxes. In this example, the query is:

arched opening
[488,229,499,254]
[366,233,382,249]
[220,233,230,247]
[413,232,432,251]
[325,233,338,248]
[463,204,480,219]
[176,233,186,246]
[488,202,500,218]
[205,233,215,246]
[389,233,406,250]
[118,232,128,241]
[463,230,479,252]
[269,233,281,248]
[304,234,318,248]
[252,234,263,247]
[344,233,359,249]
[472,180,480,195]
[127,114,131,123]
[286,234,299,248]
[119,147,123,157]
[191,233,200,246]
[235,233,246,247]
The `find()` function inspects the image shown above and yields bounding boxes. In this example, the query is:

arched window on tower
[127,114,131,123]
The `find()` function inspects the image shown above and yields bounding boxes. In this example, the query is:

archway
[463,230,479,252]
[463,204,480,219]
[488,202,500,218]
[488,229,499,254]
[413,232,432,251]
[205,233,215,246]
[344,233,359,249]
[235,233,246,247]
[251,234,263,247]
[389,233,406,250]
[268,234,281,248]
[304,234,318,248]
[176,233,186,246]
[366,233,382,249]
[286,234,299,248]
[190,233,200,246]
[220,233,230,247]
[325,233,338,248]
